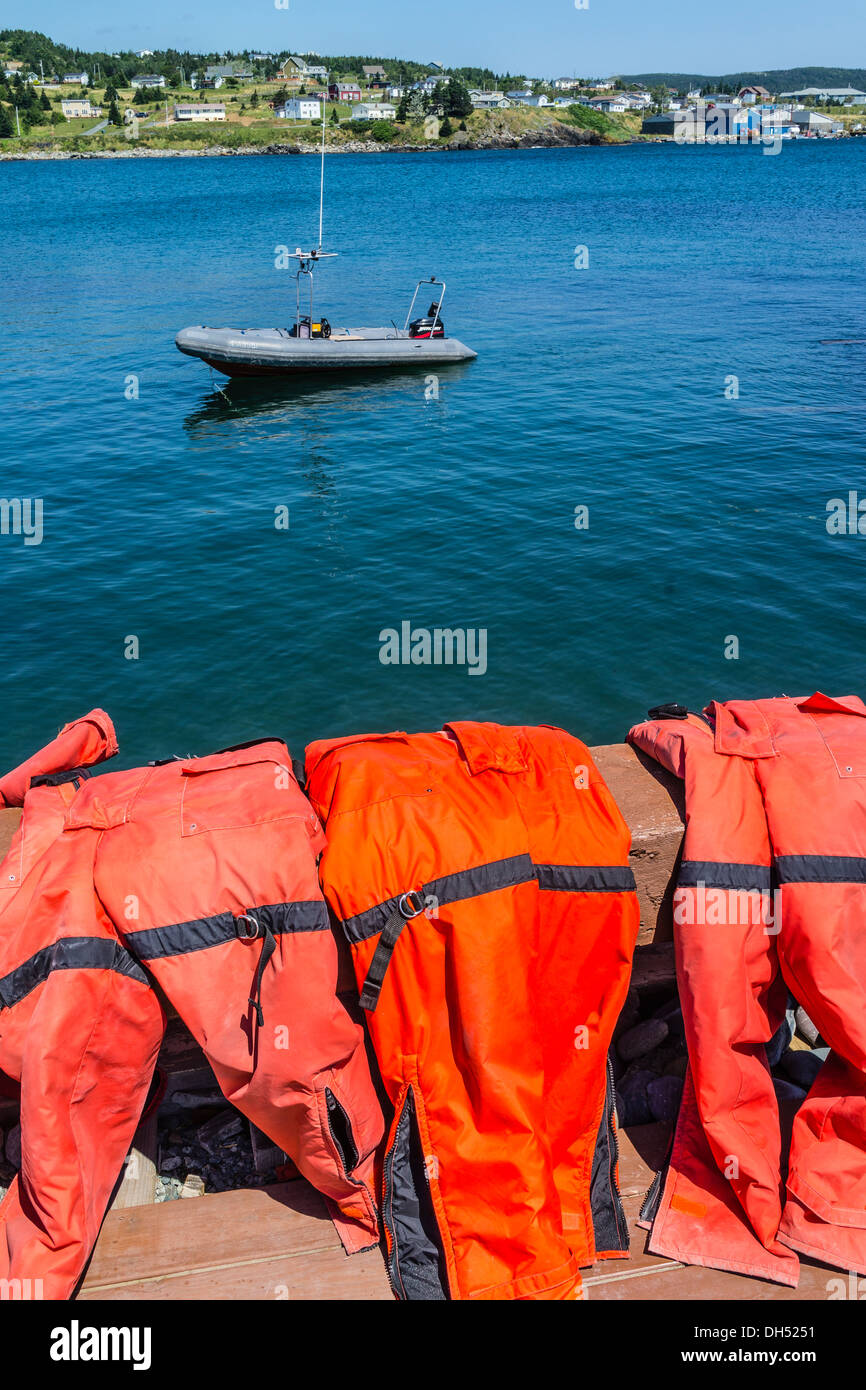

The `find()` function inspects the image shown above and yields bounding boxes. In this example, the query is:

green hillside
[619,67,866,92]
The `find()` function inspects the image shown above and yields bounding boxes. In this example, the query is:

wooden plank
[78,1246,392,1301]
[81,1180,341,1291]
[109,1112,158,1211]
[79,1180,391,1301]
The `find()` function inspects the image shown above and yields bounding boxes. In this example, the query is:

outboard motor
[409,302,445,339]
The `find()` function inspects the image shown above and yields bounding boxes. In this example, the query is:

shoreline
[0,121,616,161]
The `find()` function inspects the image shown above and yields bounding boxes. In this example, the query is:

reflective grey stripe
[775,855,866,885]
[126,900,329,961]
[536,864,637,894]
[344,853,536,945]
[0,937,150,1011]
[679,862,772,890]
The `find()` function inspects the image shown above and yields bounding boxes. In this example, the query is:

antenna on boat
[318,71,328,250]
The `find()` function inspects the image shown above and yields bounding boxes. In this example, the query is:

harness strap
[359,891,425,1013]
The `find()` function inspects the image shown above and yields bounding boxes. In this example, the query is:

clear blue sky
[15,0,866,76]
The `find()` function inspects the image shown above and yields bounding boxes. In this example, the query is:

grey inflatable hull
[175,325,478,377]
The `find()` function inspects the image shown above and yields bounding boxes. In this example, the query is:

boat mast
[318,72,328,250]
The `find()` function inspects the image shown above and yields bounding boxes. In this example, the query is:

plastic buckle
[398,891,425,920]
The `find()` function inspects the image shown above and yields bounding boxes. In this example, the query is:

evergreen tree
[250,89,259,107]
[40,89,51,110]
[104,82,118,101]
[396,91,410,123]
[0,104,13,138]
[445,77,472,118]
[439,116,453,137]
[108,99,122,125]
[430,80,446,115]
[329,105,338,124]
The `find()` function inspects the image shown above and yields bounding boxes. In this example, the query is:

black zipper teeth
[606,1054,625,1218]
[381,1096,412,1299]
[324,1087,358,1175]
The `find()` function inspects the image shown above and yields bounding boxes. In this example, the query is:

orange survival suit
[306,721,640,1300]
[629,694,866,1286]
[0,716,383,1298]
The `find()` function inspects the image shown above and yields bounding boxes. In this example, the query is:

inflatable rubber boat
[176,90,476,381]
[176,269,477,377]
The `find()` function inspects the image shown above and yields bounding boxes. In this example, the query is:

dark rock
[648,1075,684,1125]
[613,987,641,1041]
[617,1018,669,1064]
[616,1069,656,1127]
[171,1088,225,1111]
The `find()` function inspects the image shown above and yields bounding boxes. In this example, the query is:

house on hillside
[355,101,396,119]
[276,97,322,120]
[174,102,226,122]
[413,75,447,96]
[362,65,388,86]
[507,90,550,107]
[204,63,253,85]
[590,95,628,113]
[471,90,511,109]
[61,98,102,119]
[738,85,771,104]
[132,74,166,89]
[281,56,328,81]
[329,81,362,102]
[63,71,90,85]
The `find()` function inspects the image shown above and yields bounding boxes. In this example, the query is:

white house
[471,90,511,109]
[131,74,166,89]
[414,75,446,96]
[507,91,549,107]
[355,102,396,119]
[174,102,226,122]
[62,71,89,85]
[590,96,628,113]
[387,84,406,100]
[553,78,579,91]
[277,97,322,120]
[61,98,102,118]
[137,49,154,59]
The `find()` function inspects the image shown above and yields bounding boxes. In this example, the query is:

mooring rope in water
[207,364,236,408]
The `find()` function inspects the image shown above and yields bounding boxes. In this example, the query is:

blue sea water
[1,140,865,767]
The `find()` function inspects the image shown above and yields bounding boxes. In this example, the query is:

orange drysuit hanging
[306,722,640,1301]
[0,711,162,1301]
[629,694,866,1286]
[0,723,383,1299]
